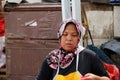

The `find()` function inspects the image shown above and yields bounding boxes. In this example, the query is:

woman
[36,18,110,80]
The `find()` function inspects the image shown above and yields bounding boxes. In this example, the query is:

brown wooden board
[6,39,59,75]
[5,11,62,39]
[4,4,61,80]
[7,75,35,80]
[4,3,61,12]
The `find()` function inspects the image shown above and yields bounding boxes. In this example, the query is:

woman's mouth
[66,43,72,46]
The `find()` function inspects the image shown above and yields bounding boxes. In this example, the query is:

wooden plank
[6,39,59,75]
[0,75,7,78]
[0,68,7,79]
[0,68,6,72]
[7,75,35,80]
[5,11,62,39]
[4,3,61,12]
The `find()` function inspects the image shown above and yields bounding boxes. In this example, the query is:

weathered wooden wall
[5,3,61,80]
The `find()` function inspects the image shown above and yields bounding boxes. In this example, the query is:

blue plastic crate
[110,0,120,3]
[116,0,120,2]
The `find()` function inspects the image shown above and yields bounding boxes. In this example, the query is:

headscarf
[57,18,81,39]
[47,18,85,69]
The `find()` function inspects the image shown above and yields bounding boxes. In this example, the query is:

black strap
[86,29,94,45]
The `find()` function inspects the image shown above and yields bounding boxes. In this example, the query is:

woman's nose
[66,35,72,41]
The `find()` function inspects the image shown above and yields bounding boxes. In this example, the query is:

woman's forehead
[64,24,79,33]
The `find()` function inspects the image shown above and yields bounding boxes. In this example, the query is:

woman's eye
[72,34,78,37]
[62,34,67,36]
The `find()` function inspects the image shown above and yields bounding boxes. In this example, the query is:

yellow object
[55,71,81,80]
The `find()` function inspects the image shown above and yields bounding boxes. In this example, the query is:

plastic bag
[103,62,120,80]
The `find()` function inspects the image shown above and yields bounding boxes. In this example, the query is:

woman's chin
[64,47,74,51]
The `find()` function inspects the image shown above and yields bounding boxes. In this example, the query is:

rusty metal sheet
[6,40,59,75]
[5,11,62,39]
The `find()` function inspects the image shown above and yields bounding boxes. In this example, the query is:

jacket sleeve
[35,56,53,80]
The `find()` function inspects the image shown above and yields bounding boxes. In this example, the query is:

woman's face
[60,23,79,51]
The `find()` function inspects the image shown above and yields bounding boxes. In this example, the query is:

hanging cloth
[0,18,5,36]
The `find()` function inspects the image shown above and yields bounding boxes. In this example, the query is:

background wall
[114,6,120,38]
[83,3,114,47]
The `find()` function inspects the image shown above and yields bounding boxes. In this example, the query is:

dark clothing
[36,49,109,80]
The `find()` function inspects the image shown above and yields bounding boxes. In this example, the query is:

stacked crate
[89,0,120,4]
[5,3,62,80]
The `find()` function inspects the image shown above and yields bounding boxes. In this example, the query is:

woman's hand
[81,73,110,80]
